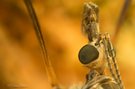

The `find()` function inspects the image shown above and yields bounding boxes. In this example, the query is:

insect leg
[114,0,131,40]
[23,0,60,88]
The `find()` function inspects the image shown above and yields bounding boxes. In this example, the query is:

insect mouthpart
[82,2,99,42]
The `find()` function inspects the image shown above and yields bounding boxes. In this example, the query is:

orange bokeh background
[0,0,135,89]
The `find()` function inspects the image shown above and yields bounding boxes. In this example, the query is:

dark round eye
[78,44,99,64]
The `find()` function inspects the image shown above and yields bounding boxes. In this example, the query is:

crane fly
[24,0,126,89]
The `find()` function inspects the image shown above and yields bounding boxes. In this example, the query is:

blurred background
[0,0,135,89]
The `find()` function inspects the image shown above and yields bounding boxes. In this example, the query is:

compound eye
[78,44,99,64]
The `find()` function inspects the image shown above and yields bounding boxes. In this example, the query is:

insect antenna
[23,0,60,88]
[102,36,119,84]
[104,34,125,89]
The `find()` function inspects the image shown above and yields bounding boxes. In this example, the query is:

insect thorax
[82,70,120,89]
